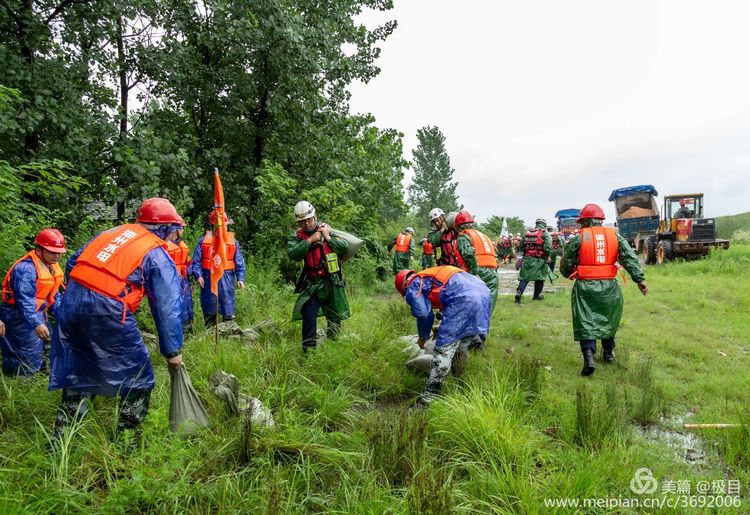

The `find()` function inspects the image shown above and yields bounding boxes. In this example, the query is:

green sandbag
[169,366,210,434]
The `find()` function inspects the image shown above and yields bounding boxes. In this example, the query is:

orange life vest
[422,240,434,255]
[69,224,165,316]
[412,265,464,309]
[394,233,411,253]
[523,229,545,258]
[456,228,498,270]
[201,232,236,270]
[1,250,64,312]
[573,226,619,280]
[166,240,191,279]
[500,237,512,249]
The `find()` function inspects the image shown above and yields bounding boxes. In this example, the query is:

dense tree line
[0,0,407,269]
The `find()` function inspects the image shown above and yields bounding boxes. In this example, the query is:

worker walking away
[395,266,490,408]
[560,204,648,376]
[49,198,184,438]
[547,226,565,272]
[0,229,66,375]
[420,237,435,270]
[287,201,350,353]
[389,227,414,274]
[515,219,552,303]
[191,210,246,328]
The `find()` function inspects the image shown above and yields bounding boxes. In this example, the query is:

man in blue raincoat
[166,224,194,333]
[190,211,246,327]
[49,198,184,437]
[395,266,491,407]
[0,228,66,375]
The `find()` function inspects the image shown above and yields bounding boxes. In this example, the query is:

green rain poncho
[456,223,499,312]
[389,232,415,274]
[559,221,645,341]
[287,232,351,323]
[519,221,553,281]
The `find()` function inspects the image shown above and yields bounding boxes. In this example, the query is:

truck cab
[554,209,580,240]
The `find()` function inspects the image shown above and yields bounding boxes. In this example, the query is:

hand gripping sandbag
[169,366,210,433]
[329,229,363,261]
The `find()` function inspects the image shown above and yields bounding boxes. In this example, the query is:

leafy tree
[480,215,526,239]
[407,125,460,221]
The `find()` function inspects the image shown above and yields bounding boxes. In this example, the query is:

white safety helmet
[294,200,316,222]
[428,208,445,221]
[405,227,414,234]
[445,211,458,230]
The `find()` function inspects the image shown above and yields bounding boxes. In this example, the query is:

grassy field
[1,246,750,513]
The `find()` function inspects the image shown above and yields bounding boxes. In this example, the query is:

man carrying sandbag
[287,201,351,353]
[49,198,185,439]
[395,266,491,408]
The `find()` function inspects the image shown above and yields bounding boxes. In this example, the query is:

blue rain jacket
[180,275,194,324]
[190,234,246,317]
[49,229,183,396]
[0,257,60,374]
[405,271,491,348]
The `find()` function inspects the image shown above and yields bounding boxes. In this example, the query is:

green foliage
[715,211,750,239]
[407,125,460,220]
[480,214,527,238]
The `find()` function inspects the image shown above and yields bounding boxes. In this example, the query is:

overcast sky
[347,0,750,226]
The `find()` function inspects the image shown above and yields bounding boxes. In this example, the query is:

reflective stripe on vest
[574,226,619,280]
[457,228,498,269]
[414,265,464,309]
[69,224,164,314]
[422,240,434,255]
[394,233,411,253]
[523,230,545,258]
[201,232,236,270]
[1,250,64,311]
[438,231,457,266]
[167,240,191,279]
[296,229,339,278]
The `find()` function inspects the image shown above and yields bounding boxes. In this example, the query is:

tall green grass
[0,247,748,511]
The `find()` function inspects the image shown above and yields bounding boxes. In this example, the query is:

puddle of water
[635,412,708,464]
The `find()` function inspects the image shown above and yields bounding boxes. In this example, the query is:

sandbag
[330,229,363,261]
[406,353,433,374]
[402,342,422,358]
[169,366,210,434]
[209,369,274,428]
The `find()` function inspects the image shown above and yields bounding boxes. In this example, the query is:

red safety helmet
[454,210,474,227]
[136,198,182,224]
[208,209,232,226]
[34,228,66,253]
[395,269,416,296]
[577,203,606,223]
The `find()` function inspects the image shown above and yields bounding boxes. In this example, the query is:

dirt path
[497,264,567,296]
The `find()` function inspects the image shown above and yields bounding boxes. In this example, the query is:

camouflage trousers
[52,388,152,437]
[419,336,474,405]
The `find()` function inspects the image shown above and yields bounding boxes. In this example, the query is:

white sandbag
[330,229,363,261]
[169,366,210,434]
[406,353,433,374]
[402,343,421,359]
[423,338,435,355]
[209,369,274,428]
[399,334,419,344]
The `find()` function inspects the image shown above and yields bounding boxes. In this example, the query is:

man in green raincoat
[547,226,565,272]
[453,210,499,313]
[389,227,414,274]
[560,204,648,376]
[515,218,552,303]
[287,201,350,352]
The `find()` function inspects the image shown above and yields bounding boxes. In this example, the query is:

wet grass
[0,246,749,511]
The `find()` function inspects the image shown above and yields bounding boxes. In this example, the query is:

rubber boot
[514,290,522,304]
[581,349,596,376]
[603,349,615,363]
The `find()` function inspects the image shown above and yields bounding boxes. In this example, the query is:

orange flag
[210,168,228,296]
